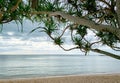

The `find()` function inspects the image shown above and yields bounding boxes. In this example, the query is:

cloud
[0,36,83,55]
[0,20,115,55]
[0,20,84,55]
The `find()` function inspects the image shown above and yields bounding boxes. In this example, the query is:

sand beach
[0,74,120,83]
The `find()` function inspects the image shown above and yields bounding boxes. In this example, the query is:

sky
[0,0,118,55]
[0,20,85,55]
[0,20,119,55]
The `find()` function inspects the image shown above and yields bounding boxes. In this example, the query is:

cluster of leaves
[73,37,83,47]
[0,0,64,23]
[33,0,64,12]
[42,18,64,45]
[97,31,119,46]
[0,1,20,20]
[54,37,63,45]
[0,0,32,32]
[0,0,120,56]
[73,36,91,54]
[67,0,118,27]
[76,25,87,38]
[42,17,57,35]
[57,0,120,52]
[35,0,54,11]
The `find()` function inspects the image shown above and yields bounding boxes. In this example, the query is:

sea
[0,54,120,79]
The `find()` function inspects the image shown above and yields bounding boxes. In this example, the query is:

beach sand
[0,74,120,83]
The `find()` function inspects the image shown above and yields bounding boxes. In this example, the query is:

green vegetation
[0,0,120,60]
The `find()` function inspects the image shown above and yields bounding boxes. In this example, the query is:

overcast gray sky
[0,20,119,55]
[0,20,86,55]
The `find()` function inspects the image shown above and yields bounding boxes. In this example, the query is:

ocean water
[0,55,120,79]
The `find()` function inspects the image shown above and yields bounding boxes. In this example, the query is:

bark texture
[31,11,120,40]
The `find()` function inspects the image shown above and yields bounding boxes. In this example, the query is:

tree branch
[91,48,120,60]
[59,45,79,51]
[59,25,70,38]
[30,11,120,40]
[30,11,120,60]
[110,45,120,51]
[0,12,3,21]
[58,43,120,60]
[98,0,111,8]
[90,41,102,47]
[9,0,22,13]
[0,0,22,23]
[30,11,53,16]
[1,18,13,24]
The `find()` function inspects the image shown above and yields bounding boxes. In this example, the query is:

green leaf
[54,37,64,45]
[73,37,83,46]
[76,25,87,38]
[29,27,44,34]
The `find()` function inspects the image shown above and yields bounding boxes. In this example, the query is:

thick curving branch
[50,11,120,40]
[30,11,120,40]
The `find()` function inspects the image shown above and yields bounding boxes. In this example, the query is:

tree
[0,0,120,60]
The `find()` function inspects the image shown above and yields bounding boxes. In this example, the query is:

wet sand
[0,74,120,83]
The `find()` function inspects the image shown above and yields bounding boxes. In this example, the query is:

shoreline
[0,72,119,79]
[0,73,120,83]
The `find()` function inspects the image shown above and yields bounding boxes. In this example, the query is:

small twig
[59,25,70,38]
[59,24,78,38]
[59,45,79,51]
[1,18,13,23]
[110,45,120,51]
[90,40,102,47]
[70,30,74,42]
[98,0,111,8]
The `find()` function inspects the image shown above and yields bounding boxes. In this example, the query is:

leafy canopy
[0,0,120,59]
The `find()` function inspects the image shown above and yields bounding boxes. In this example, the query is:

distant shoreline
[0,73,120,83]
[1,72,120,80]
